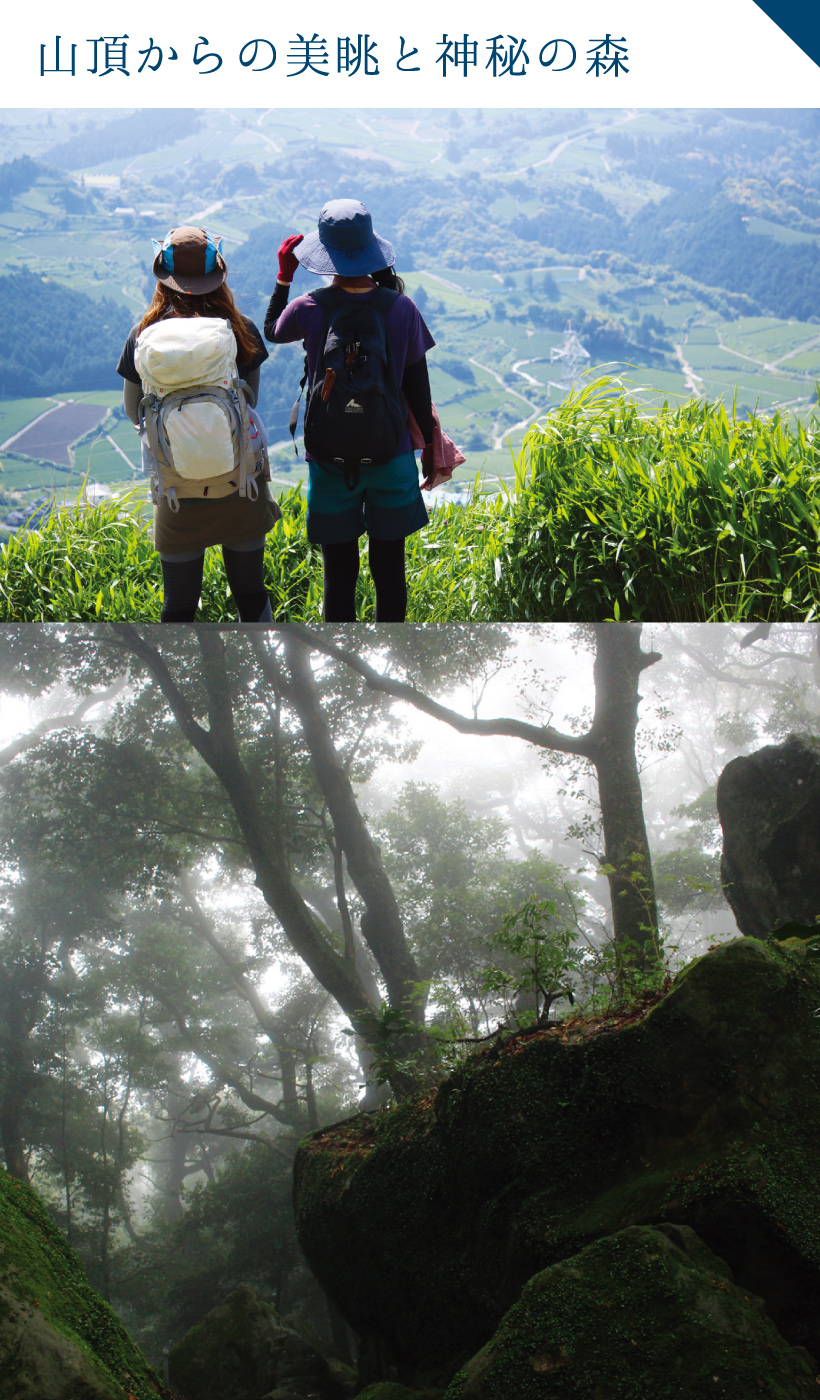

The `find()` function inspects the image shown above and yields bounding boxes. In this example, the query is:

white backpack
[134,317,268,511]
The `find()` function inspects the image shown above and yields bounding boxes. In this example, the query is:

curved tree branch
[0,681,128,769]
[282,624,594,756]
[111,628,381,1042]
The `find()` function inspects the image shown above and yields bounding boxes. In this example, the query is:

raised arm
[264,234,304,342]
[264,282,292,342]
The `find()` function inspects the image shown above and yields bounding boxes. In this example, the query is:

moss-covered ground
[0,1167,167,1400]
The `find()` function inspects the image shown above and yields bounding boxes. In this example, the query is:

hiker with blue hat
[117,225,281,623]
[264,198,436,623]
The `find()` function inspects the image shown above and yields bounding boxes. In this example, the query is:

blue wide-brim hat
[295,198,395,276]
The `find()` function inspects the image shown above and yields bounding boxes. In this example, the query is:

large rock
[293,936,820,1388]
[356,1389,444,1400]
[718,733,820,937]
[167,1284,346,1400]
[0,1166,166,1400]
[443,1224,818,1400]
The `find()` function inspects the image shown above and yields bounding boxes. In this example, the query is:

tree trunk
[587,624,661,960]
[304,1059,320,1133]
[163,1120,190,1225]
[0,1002,34,1183]
[283,634,425,1021]
[280,1047,299,1121]
[325,1293,357,1368]
[120,629,377,1027]
[0,1096,30,1182]
[117,627,424,1098]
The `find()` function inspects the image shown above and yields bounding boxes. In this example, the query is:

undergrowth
[0,381,817,622]
[499,377,820,621]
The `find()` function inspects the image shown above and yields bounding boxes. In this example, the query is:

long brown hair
[138,282,259,364]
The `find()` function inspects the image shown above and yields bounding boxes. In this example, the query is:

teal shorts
[306,450,429,544]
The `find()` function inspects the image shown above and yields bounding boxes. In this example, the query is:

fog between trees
[0,622,816,1348]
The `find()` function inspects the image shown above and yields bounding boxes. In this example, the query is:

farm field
[0,397,55,443]
[0,459,81,497]
[0,389,141,526]
[11,402,107,464]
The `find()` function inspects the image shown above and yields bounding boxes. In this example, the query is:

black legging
[321,537,407,622]
[160,543,271,622]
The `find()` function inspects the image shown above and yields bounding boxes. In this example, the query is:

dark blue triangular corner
[751,1,820,69]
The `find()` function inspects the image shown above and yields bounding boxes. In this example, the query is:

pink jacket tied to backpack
[406,402,465,490]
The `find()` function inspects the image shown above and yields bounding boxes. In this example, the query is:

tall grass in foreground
[0,382,817,621]
[0,487,320,622]
[0,483,508,622]
[499,378,820,621]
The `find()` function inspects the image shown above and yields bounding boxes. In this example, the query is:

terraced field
[7,402,105,464]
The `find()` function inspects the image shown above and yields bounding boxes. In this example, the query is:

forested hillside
[627,192,820,322]
[0,155,40,211]
[45,108,203,171]
[0,270,132,395]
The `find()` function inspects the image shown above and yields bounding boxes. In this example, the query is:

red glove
[420,443,434,487]
[278,234,303,284]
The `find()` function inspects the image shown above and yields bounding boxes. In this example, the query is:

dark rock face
[167,1284,346,1400]
[357,1388,444,1400]
[0,1289,122,1400]
[0,1167,165,1400]
[442,1224,818,1400]
[293,937,820,1388]
[718,733,820,937]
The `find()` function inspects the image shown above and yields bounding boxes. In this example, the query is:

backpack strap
[369,287,401,389]
[287,287,346,455]
[233,377,265,495]
[138,391,174,505]
[227,385,249,498]
[310,285,347,314]
[369,286,400,316]
[288,354,309,455]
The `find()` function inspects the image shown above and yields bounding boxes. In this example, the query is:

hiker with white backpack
[117,225,281,622]
[265,199,438,622]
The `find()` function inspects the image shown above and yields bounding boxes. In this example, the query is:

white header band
[7,0,820,108]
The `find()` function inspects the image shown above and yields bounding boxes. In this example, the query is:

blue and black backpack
[290,286,407,489]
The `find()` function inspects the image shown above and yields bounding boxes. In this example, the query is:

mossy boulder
[356,1388,444,1400]
[167,1283,346,1400]
[718,734,820,937]
[0,1166,166,1400]
[293,936,820,1387]
[442,1223,818,1400]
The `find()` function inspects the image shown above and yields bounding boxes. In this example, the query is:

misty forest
[0,621,819,1399]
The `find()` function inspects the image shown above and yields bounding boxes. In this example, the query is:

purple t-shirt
[272,288,435,457]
